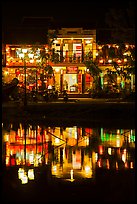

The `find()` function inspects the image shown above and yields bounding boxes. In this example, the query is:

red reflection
[99,145,103,155]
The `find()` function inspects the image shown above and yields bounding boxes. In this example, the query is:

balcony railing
[5,50,132,67]
[6,52,91,66]
[51,50,93,64]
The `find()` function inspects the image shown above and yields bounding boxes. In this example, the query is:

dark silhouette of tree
[84,60,102,92]
[105,1,135,43]
[44,65,53,75]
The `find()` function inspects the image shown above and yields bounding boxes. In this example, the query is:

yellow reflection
[70,169,74,182]
[116,161,118,170]
[55,138,60,144]
[29,152,34,164]
[34,154,41,167]
[108,148,112,155]
[95,153,98,162]
[21,174,28,184]
[6,157,10,165]
[52,165,57,175]
[85,165,90,173]
[28,169,34,180]
[98,159,102,168]
[122,154,126,163]
[130,162,134,169]
[84,165,92,177]
[116,139,121,147]
[125,161,128,168]
[106,159,110,169]
[4,133,9,142]
[18,168,25,180]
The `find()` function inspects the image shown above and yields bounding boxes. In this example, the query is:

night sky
[2,0,135,43]
[2,0,134,27]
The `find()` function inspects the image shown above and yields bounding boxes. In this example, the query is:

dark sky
[2,0,135,44]
[2,0,134,28]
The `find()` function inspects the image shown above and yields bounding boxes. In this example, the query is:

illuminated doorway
[63,74,78,93]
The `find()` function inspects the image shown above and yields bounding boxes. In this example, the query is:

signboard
[66,66,78,73]
[76,46,81,50]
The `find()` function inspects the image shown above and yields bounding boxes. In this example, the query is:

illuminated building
[2,28,135,95]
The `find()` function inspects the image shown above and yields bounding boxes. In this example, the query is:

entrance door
[63,74,78,93]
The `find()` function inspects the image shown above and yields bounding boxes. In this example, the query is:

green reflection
[2,122,135,183]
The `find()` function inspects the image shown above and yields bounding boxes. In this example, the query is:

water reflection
[2,122,135,185]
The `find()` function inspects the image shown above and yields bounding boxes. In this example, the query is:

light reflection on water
[2,122,135,185]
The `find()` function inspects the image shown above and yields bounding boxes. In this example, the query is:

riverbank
[2,99,135,128]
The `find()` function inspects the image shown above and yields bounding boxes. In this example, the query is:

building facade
[2,27,135,96]
[50,28,97,94]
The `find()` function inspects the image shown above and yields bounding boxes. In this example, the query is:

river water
[2,120,135,202]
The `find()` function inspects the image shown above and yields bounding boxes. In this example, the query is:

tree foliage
[105,1,135,43]
[84,60,102,91]
[44,65,53,74]
[84,60,102,76]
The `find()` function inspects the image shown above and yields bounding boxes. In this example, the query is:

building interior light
[108,59,112,63]
[55,68,60,72]
[99,59,103,63]
[22,49,28,53]
[30,59,34,63]
[53,40,58,44]
[85,40,91,44]
[19,53,24,59]
[28,53,34,58]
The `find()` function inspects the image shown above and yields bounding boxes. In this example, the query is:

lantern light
[55,68,60,72]
[99,59,103,63]
[108,59,112,63]
[117,59,121,63]
[19,53,24,59]
[124,58,127,62]
[85,40,91,44]
[28,53,34,58]
[22,49,27,53]
[53,40,58,44]
[30,59,34,63]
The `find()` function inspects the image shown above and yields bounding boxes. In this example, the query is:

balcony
[5,50,132,68]
[6,58,38,68]
[51,50,93,65]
